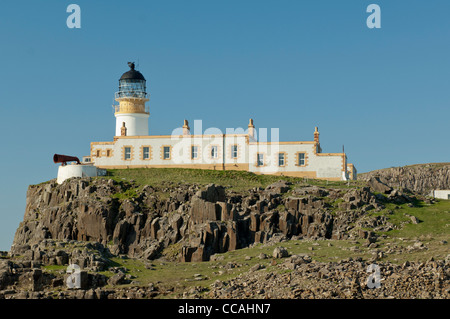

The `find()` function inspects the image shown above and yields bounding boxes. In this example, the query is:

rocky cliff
[11,176,406,263]
[359,163,450,195]
[3,172,449,300]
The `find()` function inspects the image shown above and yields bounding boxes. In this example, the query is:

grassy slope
[105,167,365,193]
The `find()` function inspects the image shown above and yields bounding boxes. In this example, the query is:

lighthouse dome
[120,62,146,81]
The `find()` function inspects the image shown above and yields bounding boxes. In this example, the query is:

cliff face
[11,177,401,262]
[359,163,450,195]
[4,171,449,300]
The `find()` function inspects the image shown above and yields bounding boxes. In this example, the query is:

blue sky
[1,0,449,250]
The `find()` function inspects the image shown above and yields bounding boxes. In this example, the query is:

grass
[358,198,450,263]
[367,199,450,238]
[387,200,450,238]
[111,188,139,200]
[42,264,67,274]
[102,167,365,193]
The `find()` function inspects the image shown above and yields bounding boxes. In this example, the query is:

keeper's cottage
[83,63,357,181]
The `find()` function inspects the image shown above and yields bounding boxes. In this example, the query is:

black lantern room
[116,62,147,99]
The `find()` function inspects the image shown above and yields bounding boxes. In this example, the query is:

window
[163,146,171,160]
[278,153,285,166]
[231,145,238,159]
[143,147,150,160]
[106,149,111,157]
[191,146,198,159]
[297,152,306,166]
[257,153,264,167]
[211,146,218,159]
[96,150,101,157]
[124,147,131,160]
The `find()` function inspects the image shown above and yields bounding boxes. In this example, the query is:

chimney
[121,122,127,136]
[314,126,319,143]
[183,119,190,135]
[248,118,255,139]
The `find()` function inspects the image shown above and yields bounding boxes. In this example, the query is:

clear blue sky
[1,0,449,250]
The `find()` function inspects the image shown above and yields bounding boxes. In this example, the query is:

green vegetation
[368,199,450,238]
[388,200,450,237]
[111,188,139,200]
[103,167,365,193]
[42,264,67,274]
[106,167,292,192]
[359,199,450,263]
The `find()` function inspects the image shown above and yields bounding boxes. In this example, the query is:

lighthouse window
[231,145,238,159]
[124,147,132,160]
[163,146,171,160]
[191,146,198,159]
[211,146,218,159]
[297,152,306,166]
[278,153,285,167]
[143,147,150,160]
[257,153,264,167]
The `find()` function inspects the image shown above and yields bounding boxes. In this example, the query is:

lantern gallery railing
[115,91,148,99]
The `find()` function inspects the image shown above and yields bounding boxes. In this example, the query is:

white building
[86,63,357,181]
[430,190,450,200]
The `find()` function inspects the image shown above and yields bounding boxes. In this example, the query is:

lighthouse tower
[114,62,149,136]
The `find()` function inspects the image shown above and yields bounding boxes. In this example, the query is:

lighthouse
[86,62,357,181]
[114,62,149,136]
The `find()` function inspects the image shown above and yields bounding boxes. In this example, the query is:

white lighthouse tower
[114,62,149,136]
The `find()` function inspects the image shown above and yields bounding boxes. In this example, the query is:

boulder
[197,184,226,202]
[265,181,291,194]
[107,272,127,286]
[367,177,393,194]
[410,216,420,224]
[273,247,289,258]
[293,186,329,198]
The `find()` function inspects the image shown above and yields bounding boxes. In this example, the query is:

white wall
[248,143,344,179]
[91,135,346,180]
[57,164,99,184]
[115,113,149,136]
[92,135,248,168]
[431,190,450,200]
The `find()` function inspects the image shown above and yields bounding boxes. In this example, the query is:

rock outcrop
[11,177,411,263]
[359,163,450,195]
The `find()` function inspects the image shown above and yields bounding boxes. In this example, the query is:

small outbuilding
[430,190,450,200]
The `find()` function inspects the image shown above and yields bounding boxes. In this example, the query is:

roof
[119,62,146,81]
